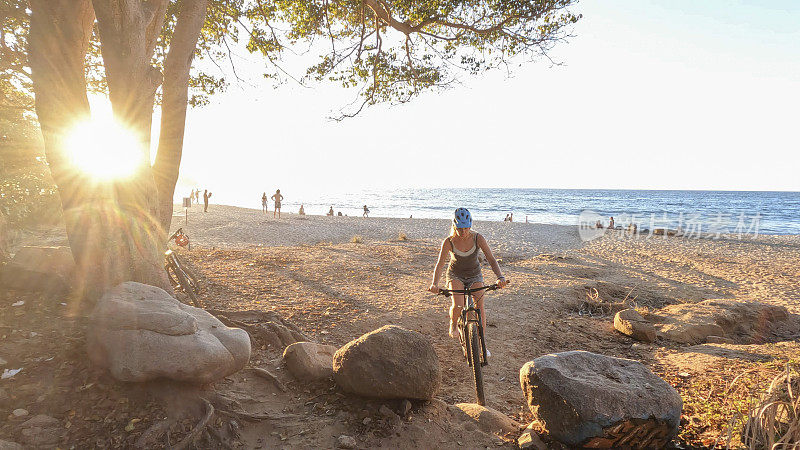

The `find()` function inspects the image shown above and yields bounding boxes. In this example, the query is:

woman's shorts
[446,272,484,289]
[274,202,281,209]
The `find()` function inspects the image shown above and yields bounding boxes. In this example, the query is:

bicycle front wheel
[468,322,486,406]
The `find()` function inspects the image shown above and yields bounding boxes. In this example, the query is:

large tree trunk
[30,0,171,301]
[88,0,171,294]
[153,0,209,232]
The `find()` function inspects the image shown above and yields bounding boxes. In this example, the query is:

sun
[64,117,145,180]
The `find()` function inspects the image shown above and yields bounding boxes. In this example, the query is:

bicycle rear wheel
[468,322,486,406]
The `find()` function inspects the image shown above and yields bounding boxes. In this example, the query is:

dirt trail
[184,233,799,448]
[2,231,799,448]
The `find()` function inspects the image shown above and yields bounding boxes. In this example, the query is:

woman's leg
[448,279,465,338]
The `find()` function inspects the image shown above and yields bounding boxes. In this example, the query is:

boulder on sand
[87,282,250,384]
[283,342,337,381]
[452,403,521,434]
[520,351,682,448]
[652,299,796,344]
[614,309,656,342]
[333,325,440,400]
[12,246,75,279]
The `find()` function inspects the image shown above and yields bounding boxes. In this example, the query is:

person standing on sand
[190,189,196,205]
[363,205,370,218]
[271,189,284,218]
[298,204,305,215]
[428,208,509,356]
[261,192,268,213]
[327,206,334,217]
[203,189,212,212]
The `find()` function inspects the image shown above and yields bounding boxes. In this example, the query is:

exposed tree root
[246,367,287,392]
[172,397,214,450]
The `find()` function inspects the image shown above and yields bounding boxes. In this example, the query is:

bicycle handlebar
[168,227,185,242]
[437,283,499,297]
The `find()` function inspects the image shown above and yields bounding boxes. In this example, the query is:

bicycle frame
[440,283,496,367]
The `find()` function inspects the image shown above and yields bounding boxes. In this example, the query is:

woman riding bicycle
[428,208,509,353]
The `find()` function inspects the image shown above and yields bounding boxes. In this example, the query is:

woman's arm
[428,238,450,293]
[477,234,509,287]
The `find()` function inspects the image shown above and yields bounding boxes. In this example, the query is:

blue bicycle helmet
[453,207,472,228]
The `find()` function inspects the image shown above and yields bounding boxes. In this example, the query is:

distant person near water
[190,189,196,205]
[299,204,305,215]
[363,205,370,218]
[271,189,284,218]
[327,206,334,217]
[609,216,615,229]
[195,189,200,204]
[261,192,268,213]
[428,208,509,355]
[203,189,212,212]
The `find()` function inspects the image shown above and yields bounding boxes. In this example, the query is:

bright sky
[142,0,800,204]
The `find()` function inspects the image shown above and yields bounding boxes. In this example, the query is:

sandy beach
[4,203,800,447]
[175,204,800,446]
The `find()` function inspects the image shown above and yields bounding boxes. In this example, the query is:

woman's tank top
[447,232,481,279]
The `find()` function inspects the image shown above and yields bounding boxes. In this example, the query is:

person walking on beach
[261,192,268,213]
[298,204,305,215]
[271,189,284,218]
[363,205,370,218]
[190,189,196,205]
[203,190,212,212]
[327,206,334,217]
[195,189,200,204]
[428,208,509,356]
[609,216,615,229]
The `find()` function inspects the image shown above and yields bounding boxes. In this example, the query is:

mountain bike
[165,228,202,307]
[438,283,499,406]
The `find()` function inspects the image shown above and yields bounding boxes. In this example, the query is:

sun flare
[64,117,145,180]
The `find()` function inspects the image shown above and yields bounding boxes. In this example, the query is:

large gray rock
[614,309,656,342]
[87,282,250,384]
[283,342,337,381]
[520,351,681,448]
[333,325,440,400]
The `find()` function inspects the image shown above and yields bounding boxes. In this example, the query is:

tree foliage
[234,0,580,118]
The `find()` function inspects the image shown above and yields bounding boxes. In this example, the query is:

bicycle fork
[464,308,489,368]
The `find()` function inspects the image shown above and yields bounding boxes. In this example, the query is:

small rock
[379,405,397,419]
[706,335,734,344]
[11,409,28,418]
[614,309,656,342]
[452,403,521,434]
[400,399,412,416]
[18,414,63,447]
[282,342,337,381]
[336,434,357,449]
[0,439,24,450]
[362,417,371,425]
[518,423,546,450]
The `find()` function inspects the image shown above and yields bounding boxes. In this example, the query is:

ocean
[232,188,800,236]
